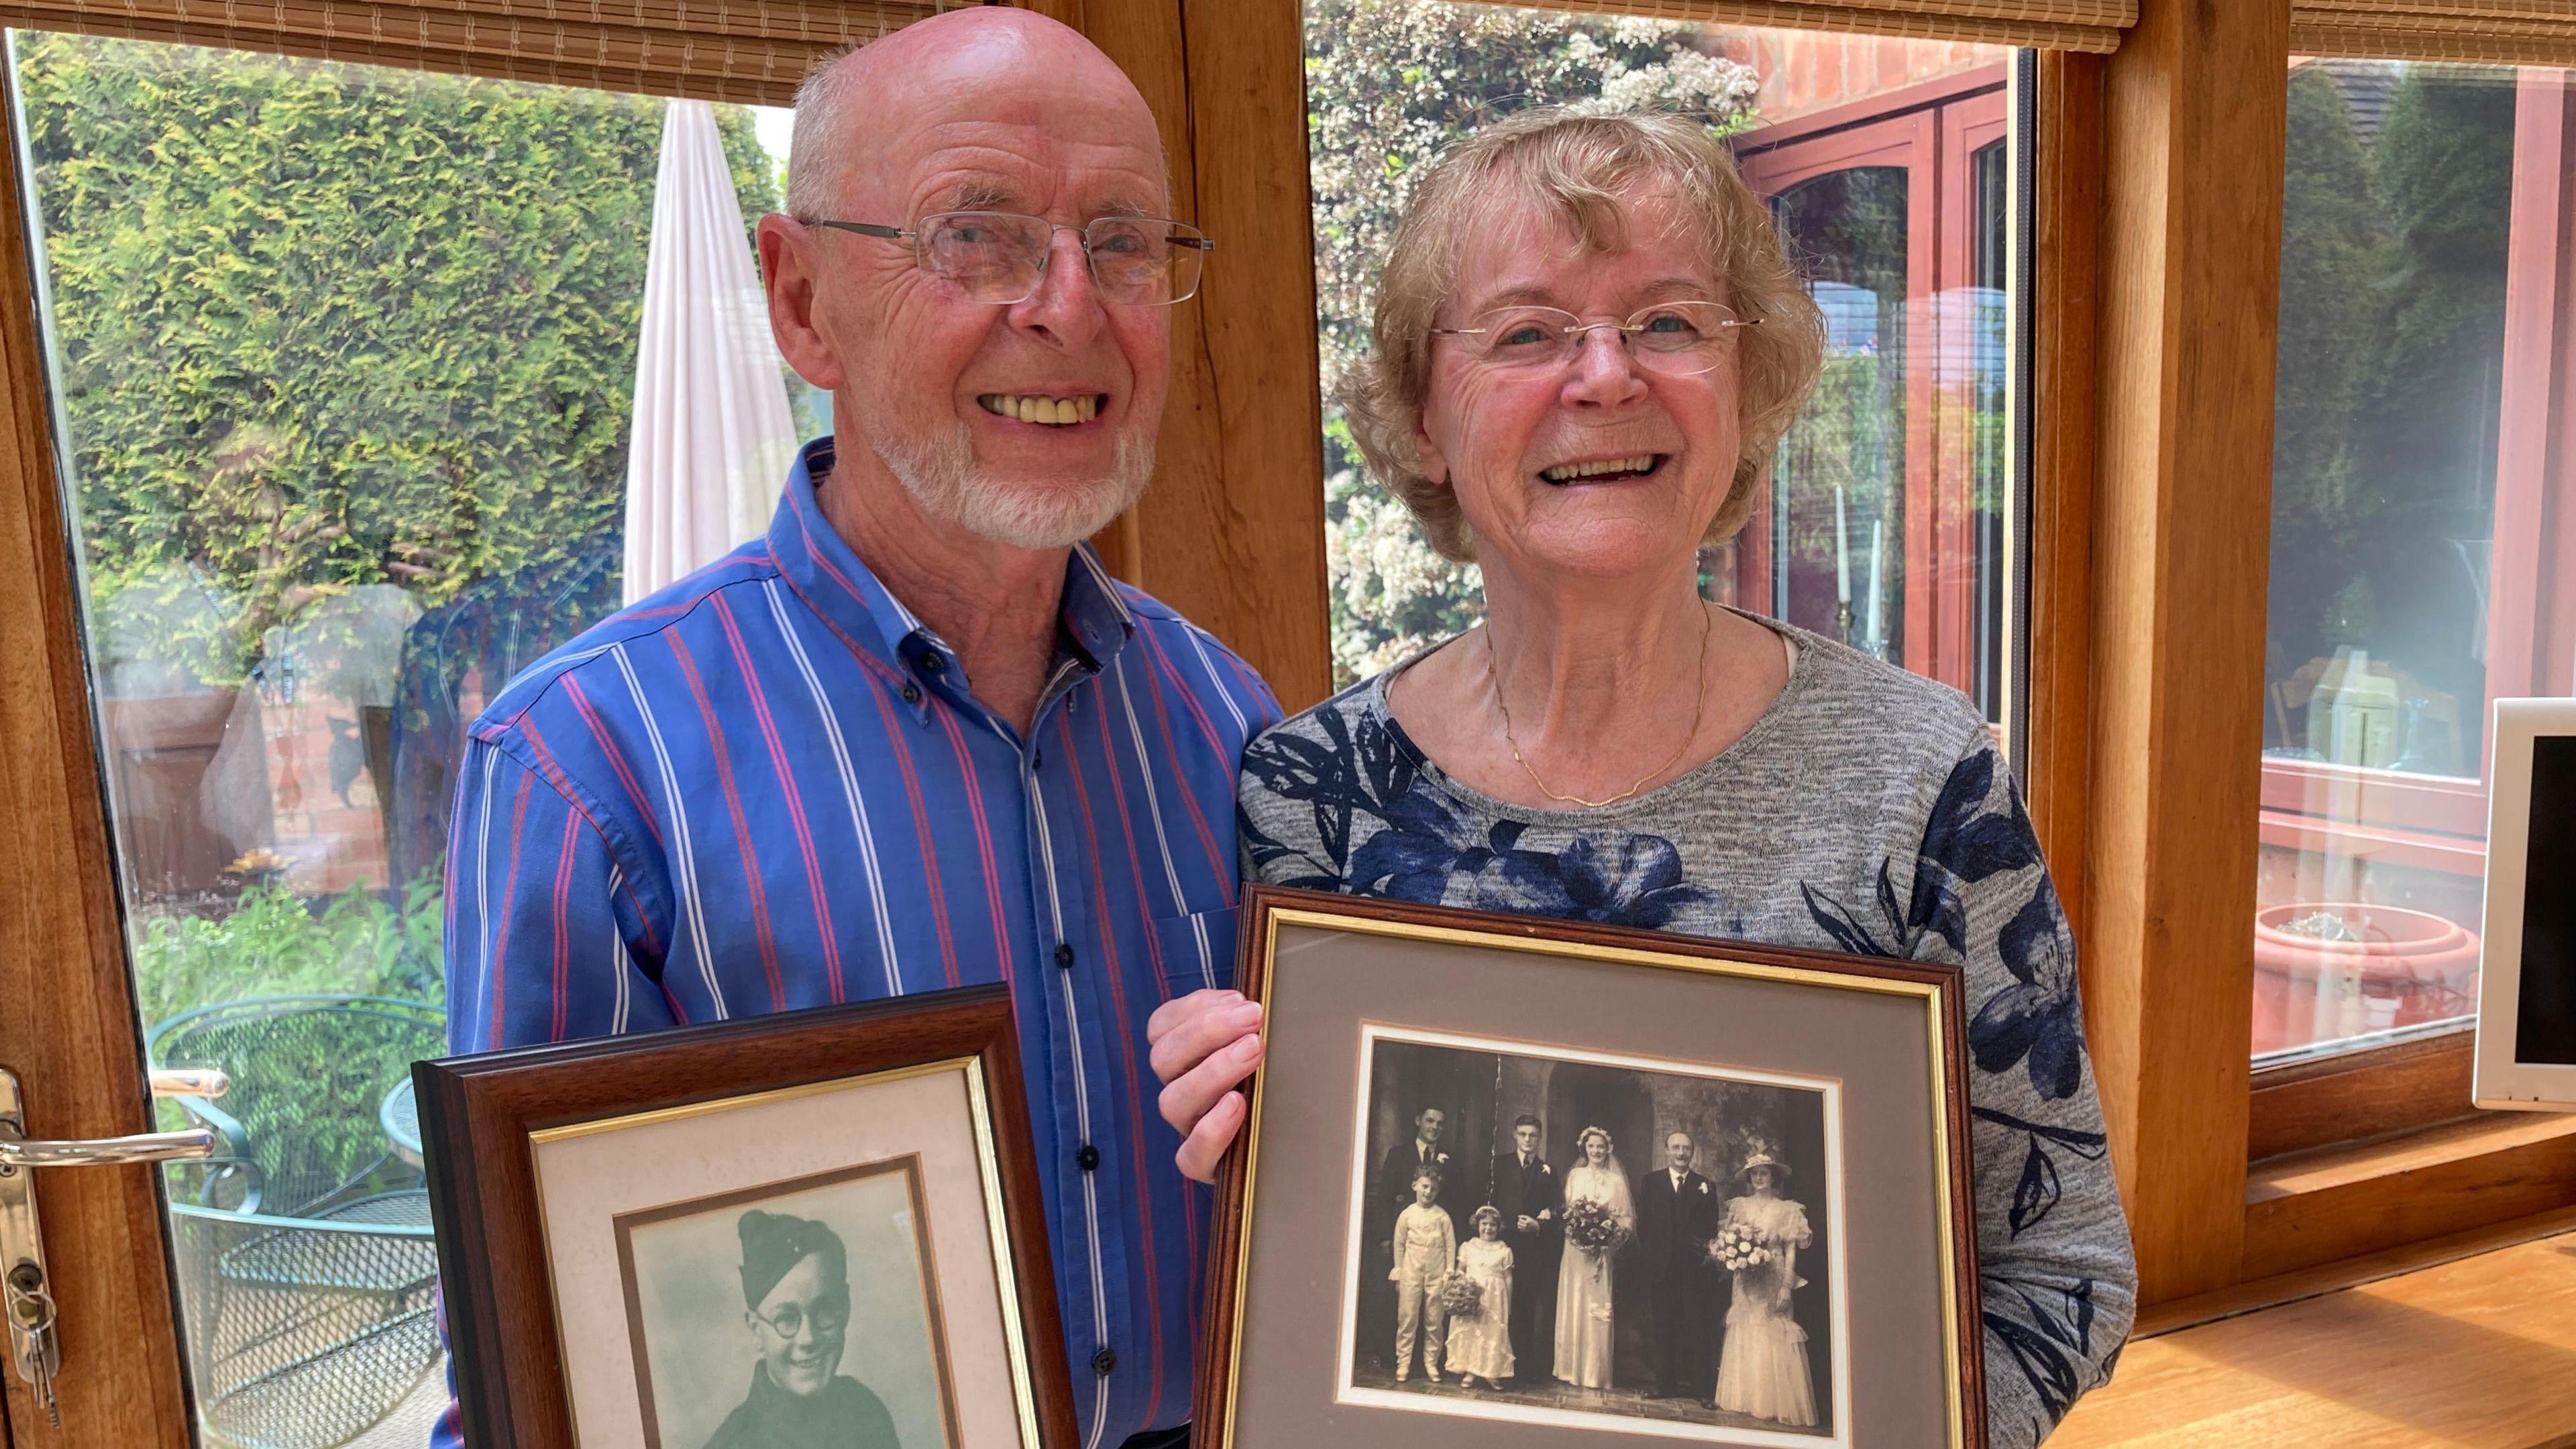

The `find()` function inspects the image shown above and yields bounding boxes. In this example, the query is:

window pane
[1303,0,2025,746]
[9,31,800,1439]
[2257,58,2575,1063]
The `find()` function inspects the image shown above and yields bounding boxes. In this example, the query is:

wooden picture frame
[417,984,1079,1449]
[1196,888,1983,1449]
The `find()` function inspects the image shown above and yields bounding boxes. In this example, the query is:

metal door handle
[0,1126,217,1170]
[0,1063,222,1407]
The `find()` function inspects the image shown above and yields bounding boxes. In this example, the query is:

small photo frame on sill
[1196,888,1982,1449]
[416,984,1078,1449]
[2475,696,2576,1111]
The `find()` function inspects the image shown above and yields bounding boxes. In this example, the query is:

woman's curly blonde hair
[1340,108,1827,564]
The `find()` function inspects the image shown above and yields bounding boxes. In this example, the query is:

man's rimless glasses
[802,210,1214,307]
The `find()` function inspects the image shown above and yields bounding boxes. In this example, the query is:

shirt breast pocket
[1150,906,1240,999]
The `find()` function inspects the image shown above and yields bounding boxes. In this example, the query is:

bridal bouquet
[1437,1271,1483,1317]
[1560,1197,1625,1252]
[1707,1224,1774,1273]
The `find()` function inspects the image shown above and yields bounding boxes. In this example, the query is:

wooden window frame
[2041,3,2576,1319]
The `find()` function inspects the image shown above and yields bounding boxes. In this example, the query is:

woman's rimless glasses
[1430,300,1758,377]
[804,210,1215,307]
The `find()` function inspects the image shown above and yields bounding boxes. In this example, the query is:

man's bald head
[757,2,1177,555]
[786,9,1162,219]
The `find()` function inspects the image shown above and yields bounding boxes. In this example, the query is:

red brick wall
[1701,29,2000,127]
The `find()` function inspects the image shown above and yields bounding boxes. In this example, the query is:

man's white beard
[876,421,1153,549]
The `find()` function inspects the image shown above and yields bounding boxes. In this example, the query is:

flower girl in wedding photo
[1444,1205,1515,1389]
[1712,1152,1817,1426]
[1389,1165,1458,1383]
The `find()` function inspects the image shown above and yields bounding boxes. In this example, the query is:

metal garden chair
[147,995,447,1449]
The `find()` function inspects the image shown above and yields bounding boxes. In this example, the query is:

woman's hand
[1146,987,1265,1183]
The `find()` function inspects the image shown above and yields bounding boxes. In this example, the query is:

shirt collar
[766,437,1139,715]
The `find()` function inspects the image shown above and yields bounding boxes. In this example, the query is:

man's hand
[1515,1215,1538,1234]
[1146,988,1264,1183]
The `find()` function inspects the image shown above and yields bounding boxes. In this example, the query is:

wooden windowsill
[2050,1226,2576,1448]
[2238,1110,2576,1279]
[2249,1110,2576,1202]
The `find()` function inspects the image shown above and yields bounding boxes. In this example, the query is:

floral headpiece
[1574,1124,1614,1152]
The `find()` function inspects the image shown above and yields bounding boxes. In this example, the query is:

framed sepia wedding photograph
[1196,888,1980,1449]
[417,984,1077,1449]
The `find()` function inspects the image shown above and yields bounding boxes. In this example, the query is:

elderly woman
[1146,108,2133,1444]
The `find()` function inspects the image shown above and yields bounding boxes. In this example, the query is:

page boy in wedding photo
[1389,1166,1458,1383]
[1444,1205,1516,1389]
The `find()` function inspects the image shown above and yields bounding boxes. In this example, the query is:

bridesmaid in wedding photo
[1445,1205,1517,1389]
[1713,1152,1817,1425]
[1553,1126,1633,1390]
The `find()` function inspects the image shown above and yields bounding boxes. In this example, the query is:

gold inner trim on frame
[1219,906,1969,1449]
[524,1055,1044,1449]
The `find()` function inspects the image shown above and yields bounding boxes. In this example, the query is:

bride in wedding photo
[1552,1125,1635,1389]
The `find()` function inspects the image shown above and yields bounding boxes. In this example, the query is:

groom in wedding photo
[1492,1113,1560,1385]
[1633,1130,1721,1401]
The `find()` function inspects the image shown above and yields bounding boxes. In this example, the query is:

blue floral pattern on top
[1237,659,2136,1449]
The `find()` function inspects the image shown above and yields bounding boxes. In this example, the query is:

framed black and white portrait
[1197,889,1980,1449]
[417,985,1078,1449]
[1338,1026,1845,1443]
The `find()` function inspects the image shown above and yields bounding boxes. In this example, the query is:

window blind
[1474,0,2133,52]
[2292,1,2576,66]
[0,0,955,102]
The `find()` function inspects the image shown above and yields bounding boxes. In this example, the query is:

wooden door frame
[1733,66,2010,698]
[1938,93,2010,718]
[0,38,191,1442]
[1735,109,1938,658]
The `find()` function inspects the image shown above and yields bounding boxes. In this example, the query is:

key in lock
[5,1260,62,1428]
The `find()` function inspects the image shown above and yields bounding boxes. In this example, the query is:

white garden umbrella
[622,99,799,604]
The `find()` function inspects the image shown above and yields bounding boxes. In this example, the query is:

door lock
[0,1065,218,1424]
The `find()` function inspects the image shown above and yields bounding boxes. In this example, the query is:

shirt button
[919,652,945,676]
[1077,1144,1100,1171]
[1091,1348,1117,1377]
[900,682,922,705]
[1054,943,1075,969]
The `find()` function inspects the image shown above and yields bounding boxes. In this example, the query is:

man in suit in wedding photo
[1633,1130,1721,1401]
[1492,1113,1560,1385]
[1377,1105,1454,1214]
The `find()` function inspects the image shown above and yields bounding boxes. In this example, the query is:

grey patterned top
[1236,619,2135,1447]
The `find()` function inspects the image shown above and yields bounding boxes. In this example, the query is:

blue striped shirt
[434,437,1279,1448]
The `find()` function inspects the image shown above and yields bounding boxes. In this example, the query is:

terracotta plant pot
[2250,903,2481,1055]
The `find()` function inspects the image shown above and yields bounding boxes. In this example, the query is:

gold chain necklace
[1487,603,1711,810]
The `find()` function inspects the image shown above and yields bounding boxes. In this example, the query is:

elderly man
[433,11,1275,1449]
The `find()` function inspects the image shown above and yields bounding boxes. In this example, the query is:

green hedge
[17,34,777,688]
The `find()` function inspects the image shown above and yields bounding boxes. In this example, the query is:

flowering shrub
[1303,0,1760,686]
